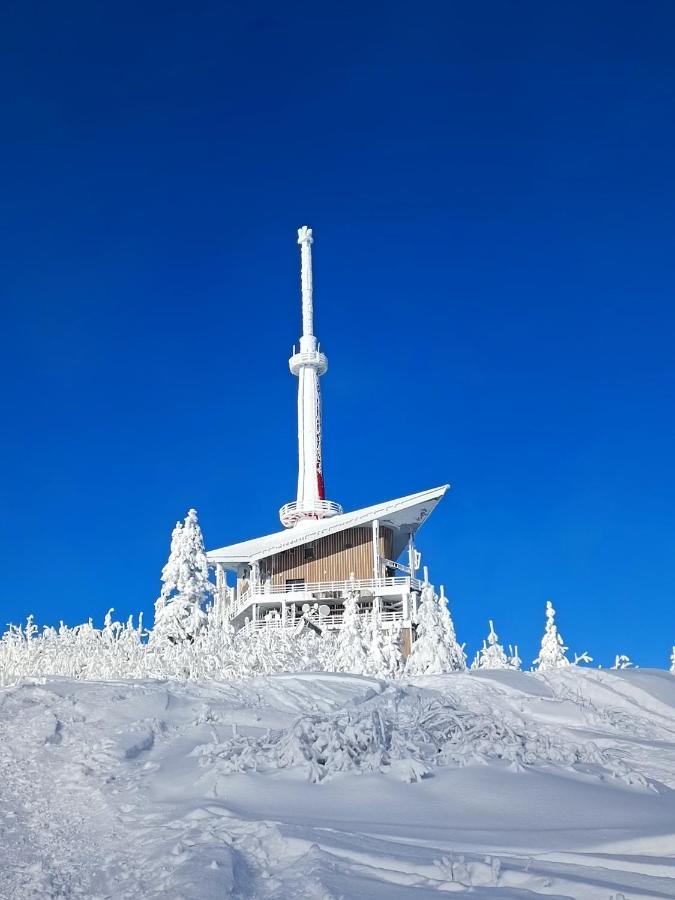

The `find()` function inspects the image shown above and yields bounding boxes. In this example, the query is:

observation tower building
[207,227,448,649]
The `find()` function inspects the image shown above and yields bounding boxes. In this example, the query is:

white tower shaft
[296,365,323,504]
[299,226,315,344]
[279,227,342,528]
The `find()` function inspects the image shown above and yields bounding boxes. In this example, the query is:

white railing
[289,350,328,375]
[231,575,422,621]
[279,498,343,528]
[238,608,406,634]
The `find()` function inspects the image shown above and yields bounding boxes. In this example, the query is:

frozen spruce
[437,585,466,671]
[152,508,213,645]
[472,620,510,670]
[670,646,675,673]
[508,644,523,671]
[383,621,403,677]
[365,597,388,677]
[612,654,635,670]
[365,598,402,678]
[406,584,466,675]
[533,600,570,671]
[333,588,369,674]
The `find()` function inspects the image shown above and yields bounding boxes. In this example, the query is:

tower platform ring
[289,350,328,376]
[279,499,343,528]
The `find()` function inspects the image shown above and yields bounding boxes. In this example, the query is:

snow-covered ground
[1,668,675,899]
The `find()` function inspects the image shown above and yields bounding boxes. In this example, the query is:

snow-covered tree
[533,600,570,671]
[508,644,522,671]
[364,597,387,676]
[612,654,635,670]
[437,585,466,671]
[206,570,234,643]
[332,589,368,674]
[152,509,213,645]
[406,584,465,675]
[671,646,675,673]
[383,621,403,677]
[471,620,510,670]
[364,598,402,678]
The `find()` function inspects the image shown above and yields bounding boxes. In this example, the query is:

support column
[408,532,416,581]
[215,563,226,602]
[372,519,380,584]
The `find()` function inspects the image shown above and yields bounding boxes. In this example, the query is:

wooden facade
[260,525,394,587]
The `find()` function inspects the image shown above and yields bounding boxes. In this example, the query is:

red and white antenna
[279,227,343,528]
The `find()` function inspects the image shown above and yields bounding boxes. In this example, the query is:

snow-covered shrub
[0,611,149,684]
[193,684,650,788]
[152,509,213,645]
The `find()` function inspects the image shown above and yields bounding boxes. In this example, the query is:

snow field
[1,668,675,898]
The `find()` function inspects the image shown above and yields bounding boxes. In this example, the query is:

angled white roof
[207,484,449,569]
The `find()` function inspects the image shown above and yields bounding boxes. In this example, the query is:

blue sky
[1,2,674,666]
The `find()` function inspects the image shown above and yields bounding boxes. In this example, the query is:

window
[304,545,315,561]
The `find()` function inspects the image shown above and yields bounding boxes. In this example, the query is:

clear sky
[2,2,674,666]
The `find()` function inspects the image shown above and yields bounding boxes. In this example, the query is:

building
[207,227,448,650]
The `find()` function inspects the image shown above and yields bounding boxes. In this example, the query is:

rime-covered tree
[671,646,675,673]
[472,620,509,670]
[532,600,570,671]
[406,584,465,675]
[365,597,388,676]
[508,644,522,671]
[206,567,234,644]
[612,654,634,670]
[383,621,403,677]
[437,585,466,671]
[332,589,368,674]
[152,509,213,645]
[364,598,402,678]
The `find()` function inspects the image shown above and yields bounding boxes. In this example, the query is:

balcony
[230,575,423,621]
[289,350,328,375]
[237,607,405,635]
[279,498,343,528]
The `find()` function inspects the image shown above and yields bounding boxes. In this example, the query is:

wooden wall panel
[265,526,393,586]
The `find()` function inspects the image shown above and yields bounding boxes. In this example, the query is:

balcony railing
[230,575,423,621]
[278,498,343,528]
[237,608,406,635]
[289,350,328,375]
